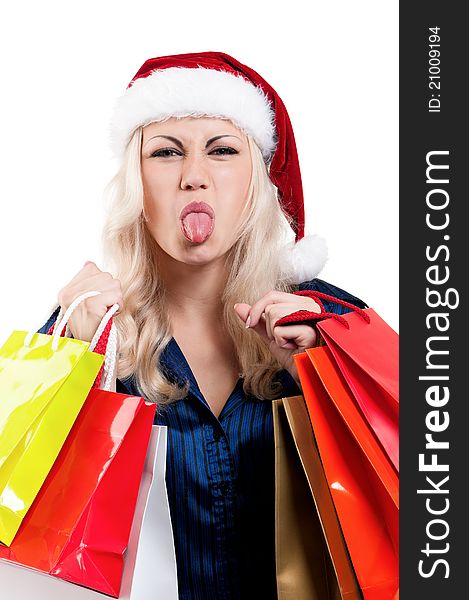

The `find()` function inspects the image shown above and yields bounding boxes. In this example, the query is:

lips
[180,201,215,220]
[180,201,215,243]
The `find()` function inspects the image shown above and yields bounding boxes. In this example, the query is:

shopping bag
[120,425,178,600]
[317,308,399,470]
[306,346,398,512]
[0,425,178,600]
[273,397,361,600]
[0,385,156,598]
[294,351,398,600]
[0,292,111,545]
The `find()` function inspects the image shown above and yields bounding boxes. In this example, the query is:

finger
[264,304,308,338]
[233,303,251,324]
[76,292,124,319]
[66,261,102,286]
[262,313,274,341]
[262,310,273,340]
[233,300,268,335]
[265,303,308,322]
[82,260,101,273]
[263,294,321,323]
[246,312,270,342]
[67,291,123,342]
[273,324,318,350]
[271,299,322,315]
[275,336,297,350]
[60,273,120,307]
[66,267,118,301]
[272,324,297,349]
[248,291,296,328]
[82,271,118,291]
[59,264,104,304]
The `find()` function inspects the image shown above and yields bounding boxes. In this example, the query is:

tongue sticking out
[181,212,214,243]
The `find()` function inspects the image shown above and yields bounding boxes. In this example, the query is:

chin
[158,237,226,265]
[180,243,224,264]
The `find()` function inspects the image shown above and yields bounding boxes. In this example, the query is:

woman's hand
[234,290,321,385]
[58,261,124,343]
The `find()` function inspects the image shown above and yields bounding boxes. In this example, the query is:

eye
[150,148,181,158]
[209,146,238,156]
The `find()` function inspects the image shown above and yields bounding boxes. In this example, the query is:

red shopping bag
[306,346,398,514]
[294,351,398,600]
[276,294,398,472]
[0,387,156,598]
[317,308,399,471]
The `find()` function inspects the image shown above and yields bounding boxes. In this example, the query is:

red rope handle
[294,290,370,322]
[47,323,66,336]
[274,290,370,330]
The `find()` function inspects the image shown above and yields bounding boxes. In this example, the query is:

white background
[0,0,398,345]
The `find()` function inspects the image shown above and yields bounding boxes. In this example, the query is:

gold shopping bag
[273,396,361,600]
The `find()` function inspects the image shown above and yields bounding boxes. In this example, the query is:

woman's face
[141,116,252,266]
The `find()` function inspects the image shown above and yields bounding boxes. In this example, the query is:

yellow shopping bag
[0,292,113,546]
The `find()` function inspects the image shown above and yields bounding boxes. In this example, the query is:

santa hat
[109,51,327,283]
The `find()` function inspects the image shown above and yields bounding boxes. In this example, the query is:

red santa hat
[109,51,327,283]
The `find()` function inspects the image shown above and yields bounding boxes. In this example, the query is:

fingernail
[245,315,251,329]
[234,304,239,309]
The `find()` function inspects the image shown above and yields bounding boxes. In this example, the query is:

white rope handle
[51,291,102,352]
[24,291,100,349]
[24,291,121,392]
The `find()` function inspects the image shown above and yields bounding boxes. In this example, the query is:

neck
[157,250,229,324]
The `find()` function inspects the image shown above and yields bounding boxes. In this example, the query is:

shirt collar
[160,337,248,419]
[160,337,197,389]
[160,337,301,415]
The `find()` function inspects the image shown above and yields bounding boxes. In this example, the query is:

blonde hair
[102,125,298,409]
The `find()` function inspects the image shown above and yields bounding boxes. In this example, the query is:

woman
[39,52,366,600]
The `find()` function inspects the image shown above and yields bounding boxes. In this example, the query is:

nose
[180,153,210,191]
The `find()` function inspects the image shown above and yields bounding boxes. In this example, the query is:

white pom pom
[279,234,328,284]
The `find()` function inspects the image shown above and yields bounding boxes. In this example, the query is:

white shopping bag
[0,426,178,600]
[121,425,179,599]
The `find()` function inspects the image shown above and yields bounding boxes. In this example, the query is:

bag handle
[24,291,120,392]
[89,303,120,391]
[274,290,370,330]
[51,291,101,347]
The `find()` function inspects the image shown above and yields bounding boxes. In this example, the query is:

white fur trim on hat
[279,235,328,284]
[109,67,277,160]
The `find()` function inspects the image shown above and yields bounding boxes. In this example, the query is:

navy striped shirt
[39,278,366,600]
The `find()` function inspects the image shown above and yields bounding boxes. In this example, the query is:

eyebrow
[143,134,241,149]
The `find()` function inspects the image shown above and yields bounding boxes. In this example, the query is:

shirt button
[220,481,231,496]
